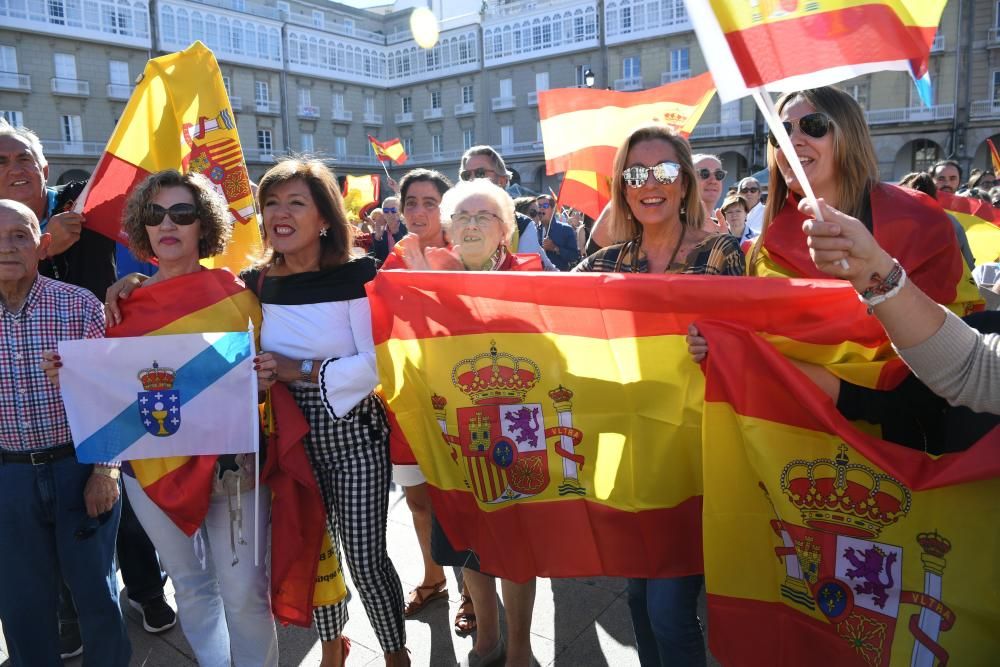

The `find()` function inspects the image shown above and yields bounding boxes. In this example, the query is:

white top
[745,202,765,238]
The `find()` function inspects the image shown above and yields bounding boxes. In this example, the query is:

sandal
[454,593,477,635]
[404,579,448,617]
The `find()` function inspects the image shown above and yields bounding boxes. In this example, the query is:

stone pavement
[1,486,718,666]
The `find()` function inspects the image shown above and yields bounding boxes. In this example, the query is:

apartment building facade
[1,0,999,195]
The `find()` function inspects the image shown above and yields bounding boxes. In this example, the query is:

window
[109,61,129,85]
[431,134,443,156]
[499,78,512,98]
[462,128,474,150]
[535,72,549,92]
[431,91,442,109]
[462,85,474,104]
[0,110,24,127]
[576,64,591,87]
[623,56,640,80]
[403,137,413,155]
[54,53,77,80]
[333,136,346,156]
[312,10,324,29]
[61,114,82,142]
[500,125,514,148]
[222,76,233,96]
[276,1,290,17]
[301,132,314,153]
[911,139,939,172]
[992,71,1000,104]
[48,0,66,25]
[343,19,355,35]
[298,88,311,107]
[0,45,19,74]
[333,92,345,111]
[846,82,869,109]
[401,96,412,113]
[720,100,741,128]
[257,129,273,153]
[364,95,375,115]
[255,80,269,103]
[536,121,543,142]
[622,6,632,32]
[671,48,689,73]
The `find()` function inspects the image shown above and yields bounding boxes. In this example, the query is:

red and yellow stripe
[938,190,1000,266]
[368,135,408,165]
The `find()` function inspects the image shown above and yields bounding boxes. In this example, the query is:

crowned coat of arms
[137,361,181,437]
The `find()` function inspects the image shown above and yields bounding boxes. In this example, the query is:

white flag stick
[751,88,849,270]
[248,319,261,568]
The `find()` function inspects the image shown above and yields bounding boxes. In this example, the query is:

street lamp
[584,68,595,88]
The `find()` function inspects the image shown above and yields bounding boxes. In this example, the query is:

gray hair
[0,119,47,170]
[738,176,760,188]
[0,198,41,238]
[439,178,516,245]
[460,145,510,180]
[692,153,722,167]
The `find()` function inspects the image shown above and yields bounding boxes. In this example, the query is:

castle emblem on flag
[430,341,585,504]
[763,445,957,666]
[137,361,181,437]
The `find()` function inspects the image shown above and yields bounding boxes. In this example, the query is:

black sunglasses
[459,167,497,181]
[622,161,681,189]
[697,168,727,181]
[75,510,113,541]
[144,203,199,226]
[739,186,760,194]
[768,112,833,147]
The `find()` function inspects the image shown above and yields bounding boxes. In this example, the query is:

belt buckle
[30,450,51,466]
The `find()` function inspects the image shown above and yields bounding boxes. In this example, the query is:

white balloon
[410,7,440,50]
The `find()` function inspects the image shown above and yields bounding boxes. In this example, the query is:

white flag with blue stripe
[58,332,257,464]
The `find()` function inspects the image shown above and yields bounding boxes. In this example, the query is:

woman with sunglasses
[692,153,726,232]
[575,124,743,667]
[88,170,281,666]
[745,86,978,316]
[246,159,410,667]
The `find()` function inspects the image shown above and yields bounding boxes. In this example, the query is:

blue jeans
[627,575,706,667]
[0,455,130,667]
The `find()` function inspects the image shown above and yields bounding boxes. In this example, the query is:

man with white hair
[0,199,130,666]
[738,176,765,238]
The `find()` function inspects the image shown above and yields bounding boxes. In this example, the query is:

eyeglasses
[738,186,760,194]
[383,207,397,214]
[526,209,539,217]
[697,168,727,181]
[621,161,681,189]
[537,201,552,209]
[451,212,502,227]
[459,167,498,181]
[768,112,833,147]
[143,203,199,226]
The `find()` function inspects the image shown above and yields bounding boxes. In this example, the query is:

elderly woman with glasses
[573,124,743,667]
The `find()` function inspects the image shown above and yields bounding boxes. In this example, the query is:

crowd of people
[1,82,998,667]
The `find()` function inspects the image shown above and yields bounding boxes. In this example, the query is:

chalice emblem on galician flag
[137,361,181,437]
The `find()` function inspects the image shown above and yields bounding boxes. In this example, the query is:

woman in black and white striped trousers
[248,158,408,667]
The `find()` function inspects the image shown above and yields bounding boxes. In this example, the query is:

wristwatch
[299,359,314,382]
[92,466,121,480]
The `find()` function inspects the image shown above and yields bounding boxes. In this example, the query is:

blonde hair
[607,124,703,242]
[439,178,516,246]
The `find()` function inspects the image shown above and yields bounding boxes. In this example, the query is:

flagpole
[248,321,260,568]
[751,88,849,270]
[378,158,392,186]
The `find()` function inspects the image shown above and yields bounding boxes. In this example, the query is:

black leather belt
[0,443,76,465]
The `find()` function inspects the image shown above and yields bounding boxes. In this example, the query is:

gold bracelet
[92,466,121,480]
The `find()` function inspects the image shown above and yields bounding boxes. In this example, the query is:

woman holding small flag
[574,124,744,667]
[246,158,409,667]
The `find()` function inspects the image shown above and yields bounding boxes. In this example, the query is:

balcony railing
[930,32,944,52]
[255,100,281,115]
[51,77,90,96]
[44,140,104,156]
[661,70,691,84]
[297,104,320,119]
[244,148,278,162]
[865,104,954,125]
[970,99,1000,118]
[0,71,31,92]
[395,111,414,124]
[329,153,379,165]
[614,77,643,91]
[689,120,755,139]
[492,95,516,111]
[228,96,243,111]
[423,107,444,120]
[363,112,383,125]
[528,91,542,106]
[107,83,132,100]
[454,102,476,116]
[332,108,353,122]
[502,141,544,156]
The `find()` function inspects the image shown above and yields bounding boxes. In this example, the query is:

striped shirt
[0,275,105,451]
[573,232,746,275]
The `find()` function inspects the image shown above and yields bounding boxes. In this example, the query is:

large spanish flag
[77,42,261,275]
[699,320,1000,666]
[538,73,715,176]
[684,0,947,102]
[368,135,408,165]
[938,190,1000,267]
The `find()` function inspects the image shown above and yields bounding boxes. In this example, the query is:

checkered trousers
[289,386,406,651]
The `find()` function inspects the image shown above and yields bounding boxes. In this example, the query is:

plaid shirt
[0,275,105,452]
[574,232,746,275]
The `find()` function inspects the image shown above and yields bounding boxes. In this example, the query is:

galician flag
[58,331,257,464]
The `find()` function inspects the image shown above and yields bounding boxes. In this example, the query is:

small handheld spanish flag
[368,135,408,165]
[988,138,1000,177]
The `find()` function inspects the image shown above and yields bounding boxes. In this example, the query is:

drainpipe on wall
[279,23,291,158]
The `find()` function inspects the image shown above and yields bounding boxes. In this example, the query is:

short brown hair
[122,170,231,262]
[607,124,704,242]
[399,169,452,212]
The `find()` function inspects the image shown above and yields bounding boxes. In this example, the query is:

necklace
[627,224,688,273]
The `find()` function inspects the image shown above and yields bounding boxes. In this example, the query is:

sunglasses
[144,203,199,226]
[697,168,727,181]
[537,201,552,209]
[768,112,833,147]
[622,161,681,189]
[383,207,397,214]
[526,209,539,217]
[739,186,759,194]
[459,167,497,181]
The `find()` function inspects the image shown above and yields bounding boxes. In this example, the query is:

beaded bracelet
[858,260,906,314]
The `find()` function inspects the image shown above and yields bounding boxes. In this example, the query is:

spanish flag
[77,42,261,275]
[342,174,381,222]
[698,320,1000,666]
[368,135,408,165]
[989,138,1000,177]
[938,190,1000,267]
[557,170,611,221]
[685,0,947,102]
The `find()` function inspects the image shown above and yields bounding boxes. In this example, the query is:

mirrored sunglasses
[537,201,552,209]
[697,168,727,181]
[622,161,681,189]
[768,112,833,148]
[144,203,199,226]
[459,167,497,181]
[383,207,397,214]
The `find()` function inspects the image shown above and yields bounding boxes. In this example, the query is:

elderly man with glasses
[737,176,765,238]
[371,194,407,263]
